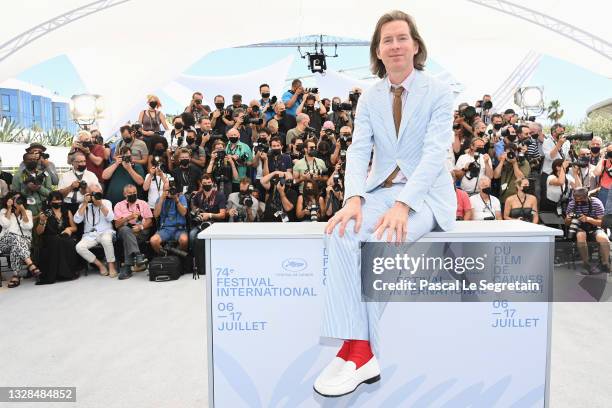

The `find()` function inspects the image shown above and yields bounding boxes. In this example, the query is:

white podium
[200,221,560,407]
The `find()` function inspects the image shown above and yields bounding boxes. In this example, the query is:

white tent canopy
[1,0,610,135]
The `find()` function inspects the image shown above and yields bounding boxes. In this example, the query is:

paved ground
[1,271,611,408]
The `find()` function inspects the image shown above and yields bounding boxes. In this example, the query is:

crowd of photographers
[1,83,610,288]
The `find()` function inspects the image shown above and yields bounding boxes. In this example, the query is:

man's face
[179,153,190,163]
[292,81,302,91]
[275,103,286,114]
[232,99,241,108]
[214,144,225,152]
[173,120,183,129]
[492,117,502,126]
[295,140,304,150]
[473,141,485,152]
[80,134,92,144]
[555,127,565,137]
[480,180,491,190]
[519,128,531,140]
[260,86,270,98]
[503,114,512,123]
[305,98,315,109]
[271,141,282,150]
[239,182,250,194]
[303,117,310,128]
[72,156,86,170]
[376,20,418,74]
[124,187,137,199]
[474,123,486,134]
[202,179,213,190]
[200,119,212,130]
[306,142,316,155]
[590,139,601,149]
[257,132,268,142]
[323,100,331,110]
[215,97,224,106]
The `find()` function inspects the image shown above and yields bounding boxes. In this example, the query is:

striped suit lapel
[398,70,428,143]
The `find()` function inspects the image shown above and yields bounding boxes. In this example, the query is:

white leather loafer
[313,356,381,398]
[313,357,347,391]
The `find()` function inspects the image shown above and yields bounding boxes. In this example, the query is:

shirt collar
[386,69,417,93]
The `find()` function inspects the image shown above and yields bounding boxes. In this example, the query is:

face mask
[477,131,485,137]
[482,187,492,195]
[229,137,239,144]
[507,134,517,142]
[591,146,601,155]
[271,148,281,156]
[179,159,190,167]
[186,137,195,145]
[149,101,157,109]
[251,106,260,113]
[296,144,304,151]
[25,162,37,171]
[123,137,133,144]
[51,202,62,209]
[279,110,286,117]
[307,148,316,156]
[304,188,315,195]
[77,164,87,172]
[332,103,339,112]
[261,92,270,99]
[127,194,137,204]
[82,141,93,148]
[154,148,165,156]
[305,105,314,111]
[493,123,503,131]
[194,99,202,105]
[476,147,486,155]
[202,184,213,192]
[174,123,183,130]
[215,102,225,110]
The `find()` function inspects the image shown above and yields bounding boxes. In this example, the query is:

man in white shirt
[57,152,101,213]
[469,176,502,220]
[74,185,117,277]
[541,123,569,200]
[454,137,493,195]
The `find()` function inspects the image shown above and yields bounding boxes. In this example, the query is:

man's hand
[132,225,142,234]
[212,110,221,119]
[325,196,362,237]
[374,201,410,243]
[122,161,132,170]
[71,180,81,189]
[228,208,238,217]
[578,214,590,224]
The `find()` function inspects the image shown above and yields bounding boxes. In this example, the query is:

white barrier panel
[201,221,560,407]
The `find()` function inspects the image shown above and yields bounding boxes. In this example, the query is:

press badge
[27,197,36,206]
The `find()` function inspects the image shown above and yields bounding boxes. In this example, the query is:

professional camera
[475,100,493,111]
[160,243,189,258]
[168,179,177,196]
[323,128,335,138]
[122,155,132,164]
[244,117,263,126]
[91,192,103,201]
[338,102,353,111]
[460,106,478,122]
[349,91,360,106]
[570,156,591,168]
[566,213,584,240]
[339,135,351,151]
[235,153,249,166]
[265,96,278,113]
[25,172,46,185]
[253,142,269,154]
[14,195,25,206]
[308,204,319,221]
[151,156,161,168]
[465,155,481,179]
[305,87,319,94]
[190,209,214,230]
[132,122,143,137]
[566,132,594,142]
[78,180,88,190]
[41,153,50,160]
[332,173,343,192]
[304,126,317,137]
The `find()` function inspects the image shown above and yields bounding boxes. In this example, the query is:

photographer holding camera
[293,139,329,193]
[113,184,153,280]
[564,187,609,275]
[137,95,170,141]
[226,108,257,149]
[325,163,345,218]
[0,191,38,288]
[184,91,207,125]
[503,178,538,223]
[541,158,578,214]
[493,124,518,159]
[593,143,612,209]
[588,136,603,166]
[288,136,305,164]
[541,123,569,201]
[102,146,146,206]
[74,185,117,278]
[114,125,149,166]
[58,152,101,214]
[331,126,353,166]
[259,83,277,122]
[210,95,232,135]
[226,177,258,223]
[143,158,169,210]
[261,170,298,222]
[207,140,237,198]
[327,97,353,133]
[20,143,59,185]
[35,191,79,285]
[493,142,530,205]
[171,129,206,169]
[453,137,493,195]
[68,130,105,183]
[298,92,327,133]
[150,181,189,255]
[282,79,305,117]
[296,180,325,222]
[469,176,502,220]
[171,148,202,195]
[12,152,53,216]
[225,128,253,193]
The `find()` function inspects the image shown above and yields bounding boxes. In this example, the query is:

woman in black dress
[35,192,80,284]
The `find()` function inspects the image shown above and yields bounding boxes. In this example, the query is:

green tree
[546,100,564,123]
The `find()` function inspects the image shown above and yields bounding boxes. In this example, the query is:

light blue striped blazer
[343,69,456,231]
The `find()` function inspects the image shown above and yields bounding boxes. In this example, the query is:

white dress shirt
[58,169,101,203]
[73,200,115,239]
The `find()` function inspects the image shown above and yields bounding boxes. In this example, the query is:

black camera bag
[149,255,181,282]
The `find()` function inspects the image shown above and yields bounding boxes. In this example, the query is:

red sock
[336,340,351,360]
[346,340,373,369]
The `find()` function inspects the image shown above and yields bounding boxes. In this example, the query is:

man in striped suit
[313,10,457,398]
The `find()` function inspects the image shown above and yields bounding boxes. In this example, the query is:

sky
[15,45,612,127]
